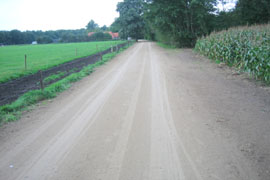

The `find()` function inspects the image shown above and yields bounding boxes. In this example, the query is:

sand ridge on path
[0,41,270,180]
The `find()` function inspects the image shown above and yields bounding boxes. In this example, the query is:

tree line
[113,0,270,47]
[1,0,269,46]
[0,20,114,45]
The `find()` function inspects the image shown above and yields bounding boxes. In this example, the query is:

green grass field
[0,40,126,83]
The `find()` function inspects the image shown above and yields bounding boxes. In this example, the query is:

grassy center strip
[156,42,177,49]
[0,43,134,125]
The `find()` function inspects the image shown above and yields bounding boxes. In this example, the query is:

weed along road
[1,42,270,180]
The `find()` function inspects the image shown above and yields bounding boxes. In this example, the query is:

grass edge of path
[0,43,134,125]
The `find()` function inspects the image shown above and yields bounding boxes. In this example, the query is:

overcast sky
[0,0,236,32]
[0,0,122,31]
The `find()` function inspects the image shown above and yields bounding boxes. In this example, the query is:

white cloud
[217,0,237,11]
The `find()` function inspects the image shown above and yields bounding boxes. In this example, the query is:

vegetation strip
[195,24,270,84]
[43,71,67,85]
[0,42,128,106]
[156,42,176,49]
[0,43,133,125]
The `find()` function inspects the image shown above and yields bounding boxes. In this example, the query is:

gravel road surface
[0,41,270,180]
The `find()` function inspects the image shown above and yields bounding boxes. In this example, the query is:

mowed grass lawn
[0,40,126,83]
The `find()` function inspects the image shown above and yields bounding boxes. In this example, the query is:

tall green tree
[110,18,121,32]
[235,0,270,25]
[116,0,145,40]
[86,20,99,32]
[101,25,109,31]
[144,0,217,47]
[10,30,25,44]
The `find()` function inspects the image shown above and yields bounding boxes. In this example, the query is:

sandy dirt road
[0,42,270,180]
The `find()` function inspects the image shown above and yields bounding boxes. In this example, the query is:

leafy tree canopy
[86,20,99,32]
[89,32,112,41]
[116,0,145,40]
[101,25,109,31]
[144,0,217,47]
[235,0,270,25]
[110,18,121,33]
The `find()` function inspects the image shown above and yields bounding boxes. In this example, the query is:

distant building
[107,32,119,39]
[88,32,95,37]
[32,41,38,45]
[88,31,119,40]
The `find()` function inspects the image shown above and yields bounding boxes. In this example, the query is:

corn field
[195,24,270,84]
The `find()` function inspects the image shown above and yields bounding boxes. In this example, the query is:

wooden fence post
[25,54,27,70]
[39,70,44,90]
[100,53,103,60]
[111,45,113,53]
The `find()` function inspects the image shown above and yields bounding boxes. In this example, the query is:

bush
[89,32,112,41]
[195,24,270,83]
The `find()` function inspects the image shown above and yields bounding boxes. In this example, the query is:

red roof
[88,32,119,39]
[88,32,95,37]
[107,32,119,39]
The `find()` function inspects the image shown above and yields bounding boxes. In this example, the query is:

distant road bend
[0,41,270,180]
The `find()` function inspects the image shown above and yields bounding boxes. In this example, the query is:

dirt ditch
[0,43,128,106]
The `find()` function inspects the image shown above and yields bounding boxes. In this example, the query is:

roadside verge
[0,43,134,125]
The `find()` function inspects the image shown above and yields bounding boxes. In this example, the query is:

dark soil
[0,43,128,106]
